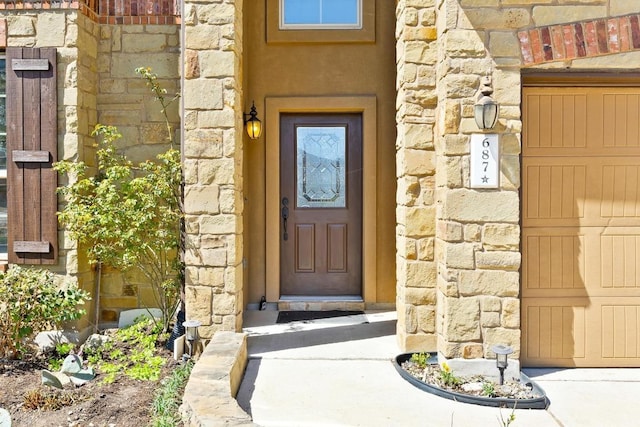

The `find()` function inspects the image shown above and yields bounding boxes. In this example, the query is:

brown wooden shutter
[6,47,58,265]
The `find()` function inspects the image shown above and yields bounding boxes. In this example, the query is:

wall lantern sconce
[182,319,201,357]
[474,76,499,130]
[492,344,513,385]
[244,101,262,140]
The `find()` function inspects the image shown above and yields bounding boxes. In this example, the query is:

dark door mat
[276,310,366,324]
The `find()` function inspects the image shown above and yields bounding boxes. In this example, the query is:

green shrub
[410,352,429,368]
[0,266,90,359]
[482,381,496,397]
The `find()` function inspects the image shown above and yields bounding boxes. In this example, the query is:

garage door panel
[522,300,587,366]
[524,87,640,157]
[602,305,640,359]
[522,161,586,224]
[522,230,586,292]
[603,93,640,148]
[600,232,640,290]
[523,91,587,150]
[601,165,640,218]
[523,298,640,367]
[524,158,640,227]
[523,86,640,367]
[524,227,640,297]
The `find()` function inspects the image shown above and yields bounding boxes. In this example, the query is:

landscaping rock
[34,331,70,353]
[41,370,64,389]
[68,368,96,386]
[61,355,83,375]
[118,308,162,329]
[83,334,112,353]
[0,407,10,427]
[462,382,484,393]
[51,371,72,387]
[42,355,96,389]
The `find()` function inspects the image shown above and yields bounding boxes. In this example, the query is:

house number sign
[470,133,499,189]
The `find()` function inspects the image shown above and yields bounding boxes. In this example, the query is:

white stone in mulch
[83,334,112,353]
[173,334,185,361]
[0,408,10,427]
[41,370,67,389]
[34,330,71,353]
[462,381,484,393]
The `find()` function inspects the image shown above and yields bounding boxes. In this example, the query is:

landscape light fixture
[492,344,513,385]
[244,101,262,140]
[474,76,499,130]
[182,319,201,357]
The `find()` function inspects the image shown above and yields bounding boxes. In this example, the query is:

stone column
[182,0,244,337]
[395,0,439,352]
[434,0,522,359]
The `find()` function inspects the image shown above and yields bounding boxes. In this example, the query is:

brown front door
[280,113,363,296]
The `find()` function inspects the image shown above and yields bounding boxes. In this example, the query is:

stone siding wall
[0,10,98,330]
[182,0,245,337]
[95,23,180,323]
[395,0,439,352]
[65,13,100,330]
[0,9,181,327]
[396,0,638,359]
[432,0,523,359]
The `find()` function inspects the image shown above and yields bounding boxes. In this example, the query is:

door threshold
[280,295,363,301]
[278,295,364,311]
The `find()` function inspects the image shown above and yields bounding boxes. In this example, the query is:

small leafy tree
[0,266,90,359]
[54,68,182,332]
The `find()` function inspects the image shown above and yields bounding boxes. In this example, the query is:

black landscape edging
[394,353,550,410]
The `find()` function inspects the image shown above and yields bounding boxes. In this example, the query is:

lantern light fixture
[492,344,513,385]
[474,76,499,130]
[244,101,262,140]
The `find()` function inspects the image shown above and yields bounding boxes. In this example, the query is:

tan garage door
[522,86,640,367]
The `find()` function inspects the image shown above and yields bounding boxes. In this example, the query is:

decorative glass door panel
[280,114,362,296]
[296,126,346,208]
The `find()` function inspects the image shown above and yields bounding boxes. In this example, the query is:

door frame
[265,96,377,303]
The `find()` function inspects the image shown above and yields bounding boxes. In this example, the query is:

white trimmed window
[280,0,361,30]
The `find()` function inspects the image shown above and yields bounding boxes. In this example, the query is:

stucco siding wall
[243,0,398,308]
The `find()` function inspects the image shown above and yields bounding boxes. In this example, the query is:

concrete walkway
[237,310,640,427]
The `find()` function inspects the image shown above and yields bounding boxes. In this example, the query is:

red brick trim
[0,0,180,24]
[0,1,80,10]
[519,13,640,65]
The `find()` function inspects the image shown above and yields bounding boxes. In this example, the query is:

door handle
[281,197,289,241]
